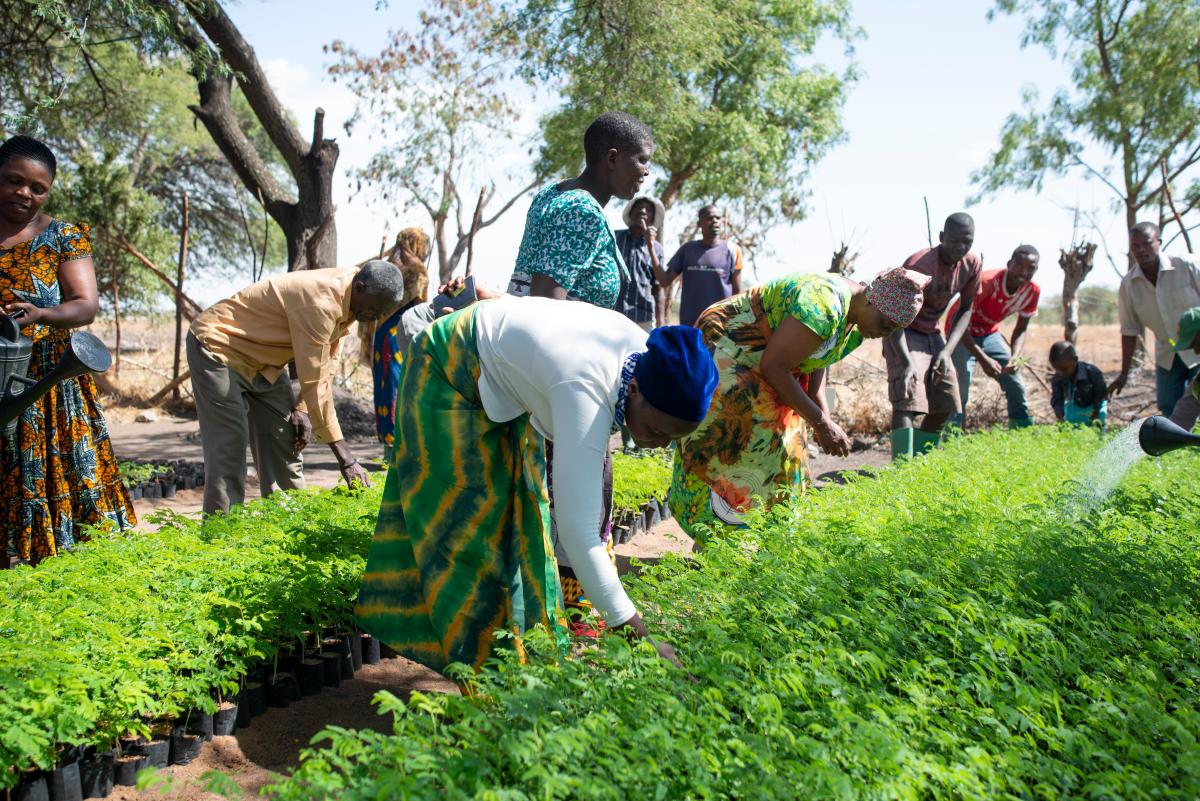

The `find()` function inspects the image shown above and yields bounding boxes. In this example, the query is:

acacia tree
[3,12,287,348]
[509,0,858,257]
[153,0,340,271]
[327,0,537,282]
[971,0,1200,252]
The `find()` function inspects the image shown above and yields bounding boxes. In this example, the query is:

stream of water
[1066,418,1147,514]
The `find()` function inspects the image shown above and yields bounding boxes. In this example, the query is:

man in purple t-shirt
[883,212,982,460]
[658,205,743,327]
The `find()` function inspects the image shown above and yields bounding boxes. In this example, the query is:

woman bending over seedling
[355,295,717,671]
[669,268,929,541]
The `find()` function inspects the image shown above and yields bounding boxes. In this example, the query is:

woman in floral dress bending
[669,268,930,541]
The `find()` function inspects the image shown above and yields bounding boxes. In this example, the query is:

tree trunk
[168,1,340,271]
[829,243,858,276]
[112,271,121,378]
[1058,243,1097,343]
[659,164,698,210]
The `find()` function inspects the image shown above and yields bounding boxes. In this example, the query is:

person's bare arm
[5,257,99,329]
[653,285,667,327]
[888,327,919,398]
[329,439,370,487]
[656,245,681,291]
[807,368,829,416]
[760,318,850,456]
[1004,315,1032,373]
[1108,334,1138,397]
[941,288,975,355]
[936,288,976,380]
[530,273,569,300]
[731,270,742,294]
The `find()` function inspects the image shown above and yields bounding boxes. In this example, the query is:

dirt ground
[106,657,456,801]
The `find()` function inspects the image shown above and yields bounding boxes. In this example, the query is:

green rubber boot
[1009,417,1035,429]
[913,429,942,455]
[891,428,915,461]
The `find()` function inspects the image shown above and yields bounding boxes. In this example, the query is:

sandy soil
[107,416,387,526]
[107,657,456,801]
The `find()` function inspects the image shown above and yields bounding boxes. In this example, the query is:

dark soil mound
[333,389,378,441]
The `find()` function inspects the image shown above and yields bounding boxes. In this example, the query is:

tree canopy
[2,8,287,314]
[509,0,859,254]
[328,0,536,281]
[971,0,1200,251]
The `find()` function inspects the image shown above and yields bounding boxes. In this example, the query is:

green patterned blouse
[752,272,863,373]
[506,184,627,308]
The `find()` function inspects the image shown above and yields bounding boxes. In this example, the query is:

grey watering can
[0,311,112,437]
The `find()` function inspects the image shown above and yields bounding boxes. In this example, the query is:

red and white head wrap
[865,267,932,329]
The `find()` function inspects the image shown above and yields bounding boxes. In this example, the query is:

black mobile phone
[431,275,477,313]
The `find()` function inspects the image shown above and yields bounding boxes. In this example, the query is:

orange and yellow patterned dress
[668,273,862,542]
[0,219,135,563]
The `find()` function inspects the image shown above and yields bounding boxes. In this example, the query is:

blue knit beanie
[633,326,719,422]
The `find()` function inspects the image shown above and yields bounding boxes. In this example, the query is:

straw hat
[621,195,666,234]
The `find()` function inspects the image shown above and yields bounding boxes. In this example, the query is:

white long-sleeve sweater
[474,296,647,625]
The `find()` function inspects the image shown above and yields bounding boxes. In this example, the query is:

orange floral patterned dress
[0,219,135,563]
[668,273,862,542]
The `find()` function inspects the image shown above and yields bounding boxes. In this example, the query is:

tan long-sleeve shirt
[1118,253,1200,370]
[190,268,356,443]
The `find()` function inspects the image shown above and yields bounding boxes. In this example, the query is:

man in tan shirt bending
[188,260,404,514]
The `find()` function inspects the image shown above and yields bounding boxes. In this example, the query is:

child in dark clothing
[1049,341,1108,426]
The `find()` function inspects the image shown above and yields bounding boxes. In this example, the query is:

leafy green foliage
[117,460,158,485]
[971,0,1200,240]
[270,427,1200,799]
[611,448,671,516]
[0,486,381,786]
[510,0,859,249]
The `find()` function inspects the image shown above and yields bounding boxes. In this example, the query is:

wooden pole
[923,196,933,248]
[465,186,486,277]
[1162,159,1194,254]
[172,193,190,402]
[112,271,121,377]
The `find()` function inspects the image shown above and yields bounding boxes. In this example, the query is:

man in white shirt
[1108,222,1200,428]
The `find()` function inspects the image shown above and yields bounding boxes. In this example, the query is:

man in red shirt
[946,244,1040,429]
[883,212,982,459]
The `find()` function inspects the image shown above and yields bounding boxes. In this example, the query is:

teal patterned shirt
[507,184,627,308]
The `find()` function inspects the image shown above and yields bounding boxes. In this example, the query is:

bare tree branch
[183,0,310,173]
[110,226,205,319]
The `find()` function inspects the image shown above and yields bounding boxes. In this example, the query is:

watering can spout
[1138,415,1200,456]
[0,320,112,435]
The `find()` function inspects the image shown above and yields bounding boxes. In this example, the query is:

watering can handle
[3,374,37,397]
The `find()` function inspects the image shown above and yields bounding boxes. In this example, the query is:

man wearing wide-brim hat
[614,195,667,331]
[1171,305,1200,428]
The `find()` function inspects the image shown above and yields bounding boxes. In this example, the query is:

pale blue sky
[212,0,1148,303]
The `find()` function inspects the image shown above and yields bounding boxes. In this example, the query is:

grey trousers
[187,333,304,514]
